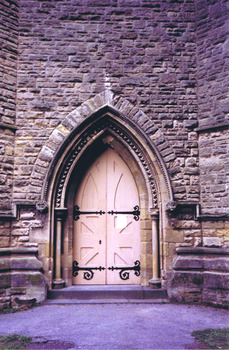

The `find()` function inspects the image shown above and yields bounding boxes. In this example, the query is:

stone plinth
[167,247,229,308]
[0,247,47,310]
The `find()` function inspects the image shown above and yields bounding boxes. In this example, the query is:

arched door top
[54,114,162,210]
[34,94,176,211]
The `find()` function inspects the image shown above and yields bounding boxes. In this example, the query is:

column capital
[55,207,68,220]
[148,207,159,218]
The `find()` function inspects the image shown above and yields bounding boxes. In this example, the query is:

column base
[149,278,161,289]
[52,279,65,289]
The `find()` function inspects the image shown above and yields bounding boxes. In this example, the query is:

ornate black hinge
[72,261,105,280]
[73,205,105,221]
[108,260,140,280]
[108,205,140,221]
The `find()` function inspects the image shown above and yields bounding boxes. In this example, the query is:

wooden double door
[73,148,141,284]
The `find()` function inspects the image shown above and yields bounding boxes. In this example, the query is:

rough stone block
[203,237,223,247]
[203,272,229,290]
[173,257,204,270]
[0,248,47,308]
[39,146,55,162]
[0,274,11,288]
[11,257,42,270]
[204,258,229,272]
[168,248,229,307]
[167,271,203,304]
[202,288,229,307]
[0,258,11,271]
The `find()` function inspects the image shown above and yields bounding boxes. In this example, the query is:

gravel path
[0,303,228,349]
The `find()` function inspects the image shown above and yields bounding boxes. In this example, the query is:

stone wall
[195,0,229,221]
[0,0,18,125]
[0,126,15,218]
[199,129,229,218]
[0,0,19,217]
[195,0,229,128]
[15,0,198,204]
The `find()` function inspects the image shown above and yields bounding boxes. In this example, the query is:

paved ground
[0,302,228,349]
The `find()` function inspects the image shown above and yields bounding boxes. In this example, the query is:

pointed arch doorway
[73,148,141,285]
[48,108,173,289]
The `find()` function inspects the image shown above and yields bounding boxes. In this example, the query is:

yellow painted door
[73,149,140,285]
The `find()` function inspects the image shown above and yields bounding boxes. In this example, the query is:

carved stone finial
[36,200,48,214]
[166,200,177,212]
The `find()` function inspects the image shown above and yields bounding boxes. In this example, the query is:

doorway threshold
[46,285,168,304]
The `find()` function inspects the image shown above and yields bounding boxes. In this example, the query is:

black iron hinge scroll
[73,205,140,221]
[108,260,140,280]
[73,260,141,281]
[108,205,140,221]
[72,261,105,280]
[73,205,105,221]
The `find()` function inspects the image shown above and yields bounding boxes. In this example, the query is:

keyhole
[99,240,102,245]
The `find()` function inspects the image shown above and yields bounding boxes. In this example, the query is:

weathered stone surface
[203,272,229,290]
[196,0,229,128]
[7,0,202,204]
[0,0,18,124]
[0,248,47,309]
[204,258,229,272]
[170,220,201,229]
[10,257,42,270]
[173,258,204,271]
[168,248,229,307]
[199,129,229,216]
[0,0,19,216]
[167,271,203,304]
[203,237,223,248]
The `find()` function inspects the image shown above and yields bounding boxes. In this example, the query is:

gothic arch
[54,113,160,209]
[32,91,178,288]
[34,91,176,211]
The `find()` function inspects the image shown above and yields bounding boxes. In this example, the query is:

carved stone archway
[44,107,173,288]
[34,91,178,207]
[34,92,175,288]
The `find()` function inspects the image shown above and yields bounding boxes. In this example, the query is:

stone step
[47,285,168,303]
[45,299,168,305]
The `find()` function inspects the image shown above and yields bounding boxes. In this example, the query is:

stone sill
[195,123,229,133]
[0,122,17,131]
[176,247,229,255]
[197,214,229,221]
[0,247,39,255]
[0,212,16,219]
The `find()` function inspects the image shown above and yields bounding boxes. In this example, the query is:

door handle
[99,240,102,245]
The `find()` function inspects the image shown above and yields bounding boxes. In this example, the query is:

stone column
[148,208,161,288]
[53,208,67,289]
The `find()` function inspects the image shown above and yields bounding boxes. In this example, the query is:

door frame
[47,108,173,288]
